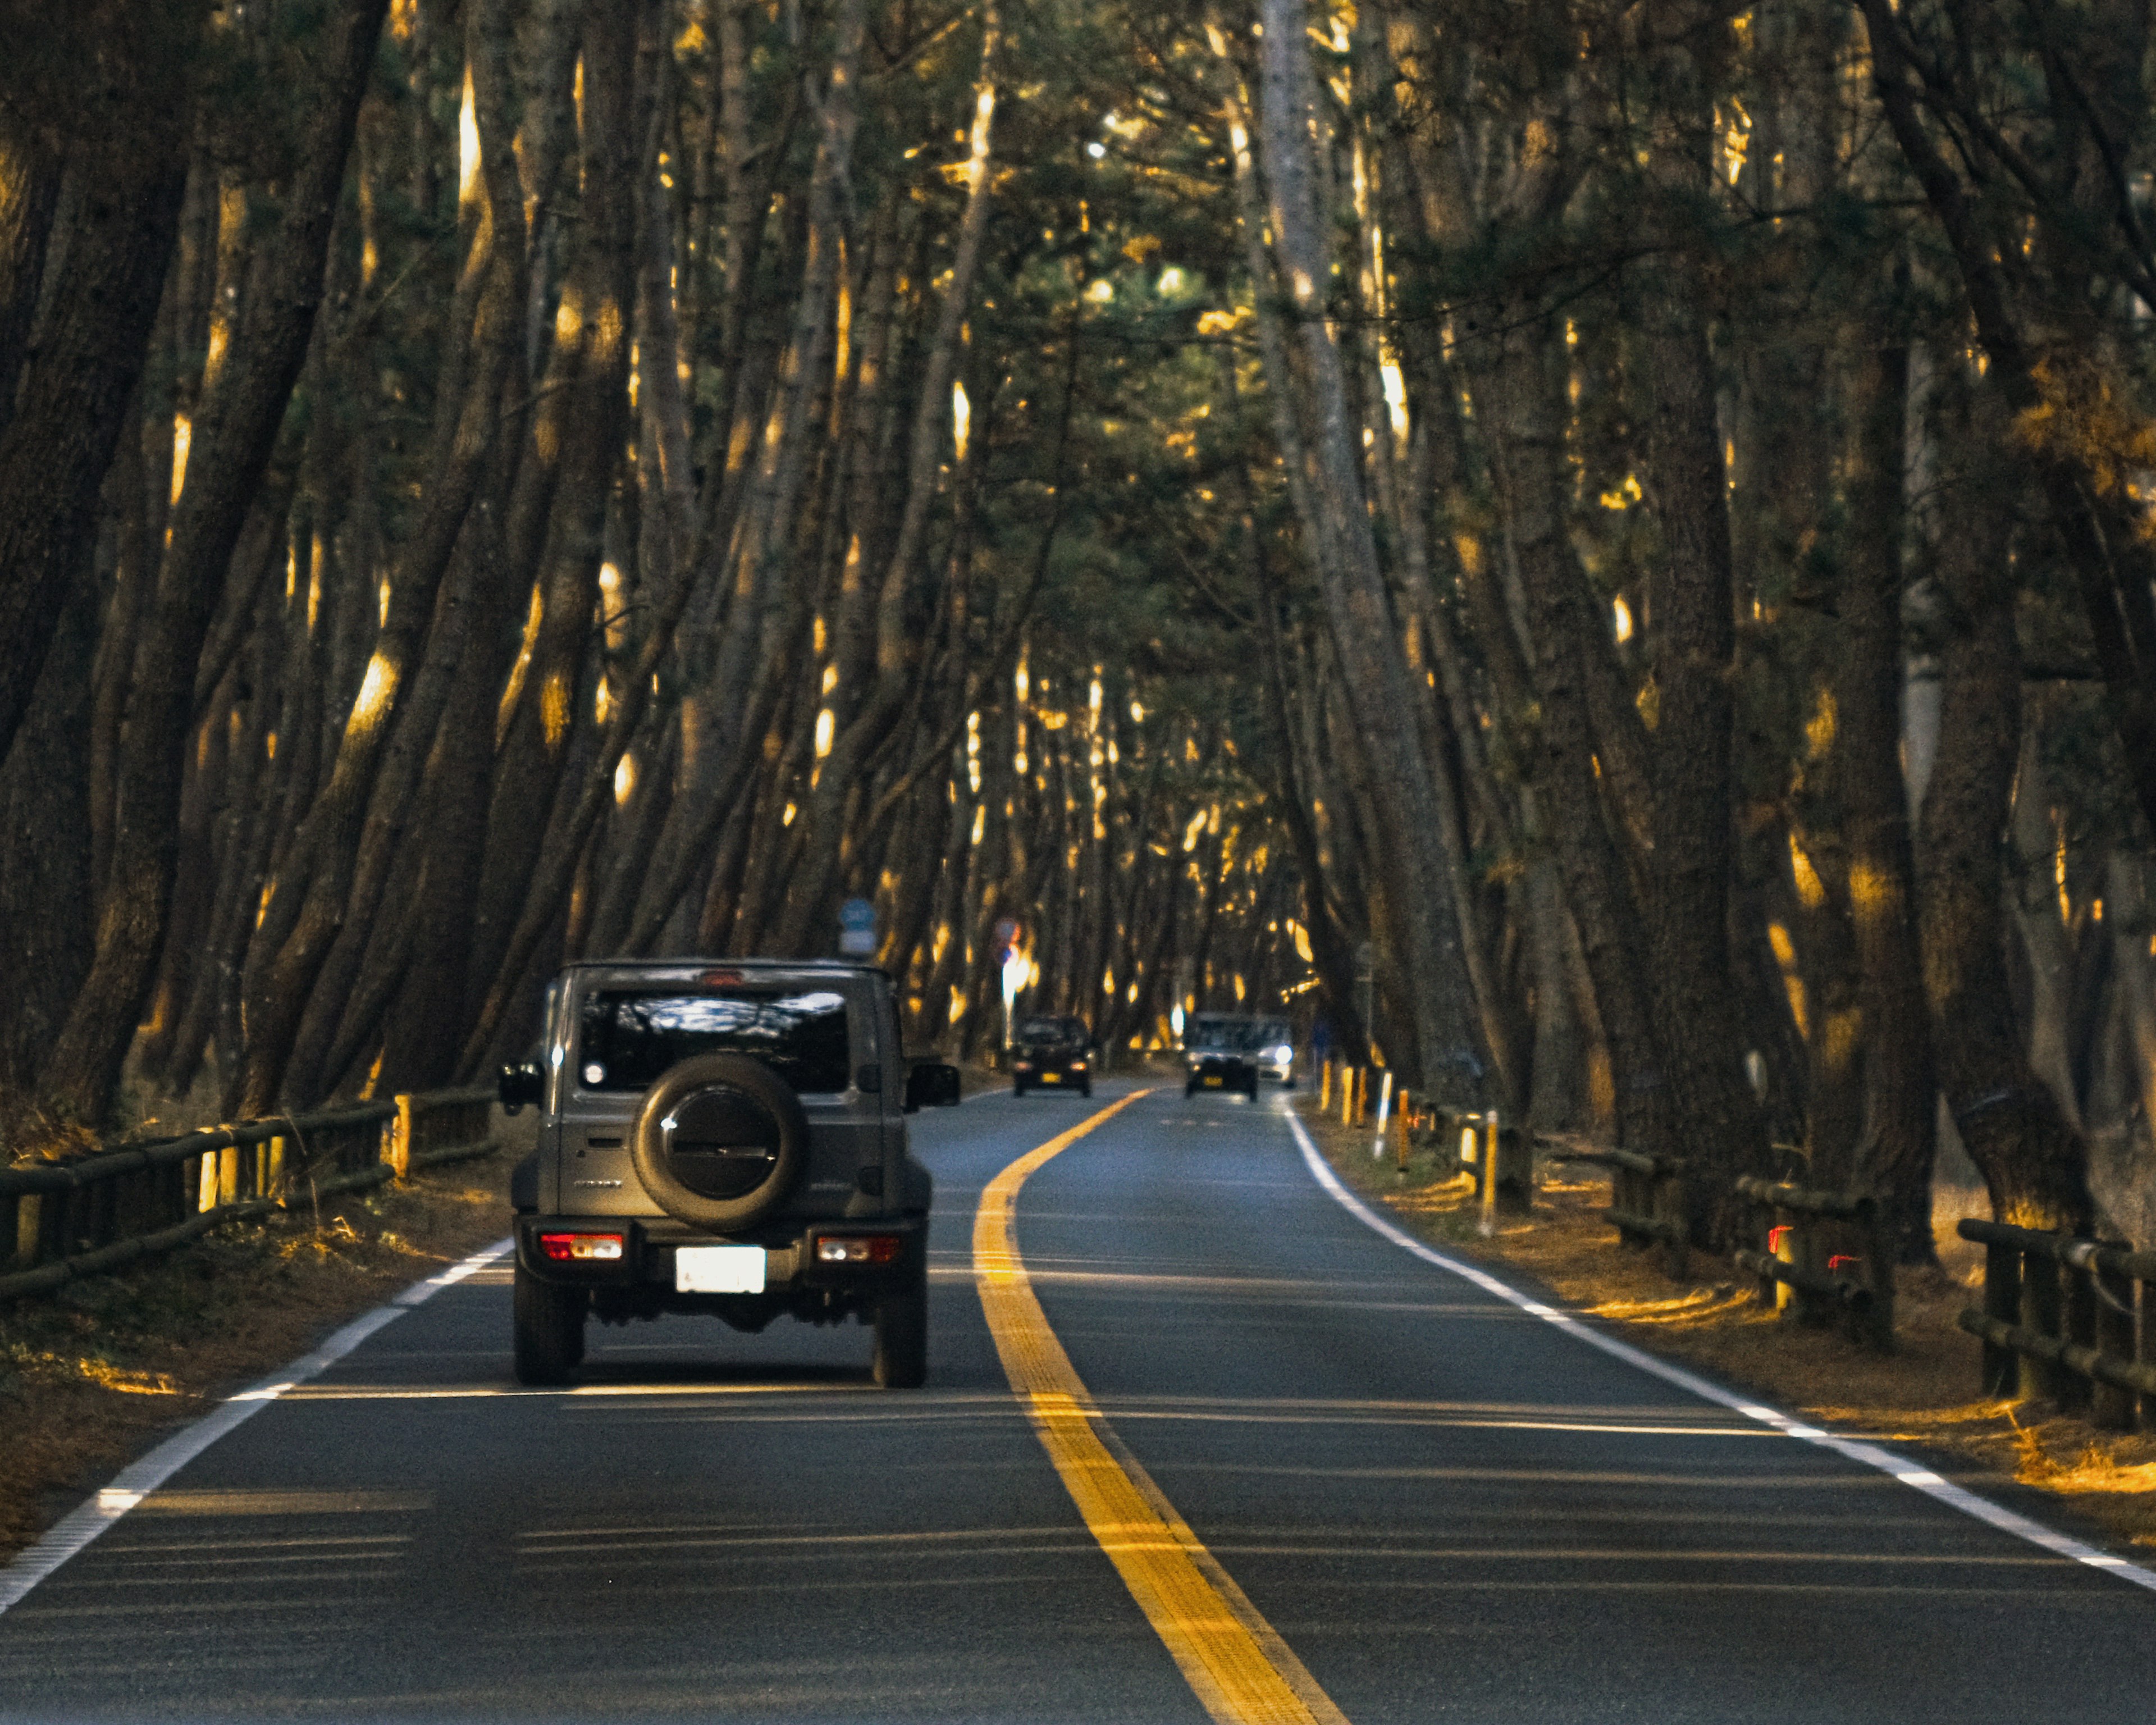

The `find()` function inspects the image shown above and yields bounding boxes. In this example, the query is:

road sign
[838,897,877,956]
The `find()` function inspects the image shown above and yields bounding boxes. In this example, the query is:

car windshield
[577,987,851,1094]
[1015,1016,1084,1045]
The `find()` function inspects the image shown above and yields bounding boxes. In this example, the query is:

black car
[1011,1015,1094,1096]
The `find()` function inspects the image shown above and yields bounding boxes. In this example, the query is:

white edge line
[1281,1107,2156,1595]
[0,1235,513,1618]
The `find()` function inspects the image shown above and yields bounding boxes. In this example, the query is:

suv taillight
[816,1234,902,1265]
[539,1231,624,1262]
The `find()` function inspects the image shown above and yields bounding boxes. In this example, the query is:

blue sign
[838,897,876,956]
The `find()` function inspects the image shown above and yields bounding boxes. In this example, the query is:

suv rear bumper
[515,1214,925,1296]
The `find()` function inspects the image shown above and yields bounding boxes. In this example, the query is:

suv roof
[559,957,888,978]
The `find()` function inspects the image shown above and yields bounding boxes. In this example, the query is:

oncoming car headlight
[1271,1044,1293,1064]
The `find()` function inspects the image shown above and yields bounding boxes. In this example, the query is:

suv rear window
[577,988,851,1094]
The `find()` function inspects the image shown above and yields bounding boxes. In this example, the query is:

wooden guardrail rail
[1546,1146,1690,1279]
[1732,1175,1893,1351]
[0,1088,497,1303]
[1957,1219,2156,1430]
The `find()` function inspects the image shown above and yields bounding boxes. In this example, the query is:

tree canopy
[3,0,2155,1253]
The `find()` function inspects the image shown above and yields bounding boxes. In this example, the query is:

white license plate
[675,1245,766,1294]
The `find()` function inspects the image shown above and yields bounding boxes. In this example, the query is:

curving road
[2,1082,2152,1722]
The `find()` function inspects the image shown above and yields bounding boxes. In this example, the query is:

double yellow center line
[972,1090,1349,1725]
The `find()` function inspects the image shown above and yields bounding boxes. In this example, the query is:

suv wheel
[514,1265,586,1385]
[873,1270,928,1389]
[1012,1078,1028,1097]
[1079,1076,1093,1098]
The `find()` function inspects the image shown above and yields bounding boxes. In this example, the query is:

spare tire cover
[630,1053,809,1231]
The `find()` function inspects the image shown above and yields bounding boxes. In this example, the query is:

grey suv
[500,960,960,1389]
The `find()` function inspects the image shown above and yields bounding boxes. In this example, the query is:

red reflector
[816,1234,902,1266]
[699,969,743,986]
[540,1232,624,1262]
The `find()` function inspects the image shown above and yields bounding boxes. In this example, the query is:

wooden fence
[1732,1175,1894,1350]
[0,1088,496,1303]
[1957,1219,2156,1430]
[1551,1147,1691,1279]
[1315,1093,2156,1406]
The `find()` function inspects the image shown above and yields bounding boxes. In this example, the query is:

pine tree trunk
[43,0,388,1123]
[1914,381,2094,1234]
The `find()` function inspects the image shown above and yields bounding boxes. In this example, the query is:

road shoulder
[0,1142,515,1566]
[1292,1093,2156,1557]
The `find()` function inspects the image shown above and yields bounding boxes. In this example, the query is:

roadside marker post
[1479,1107,1500,1237]
[1371,1071,1394,1161]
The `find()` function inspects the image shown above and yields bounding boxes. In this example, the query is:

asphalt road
[3,1080,2153,1722]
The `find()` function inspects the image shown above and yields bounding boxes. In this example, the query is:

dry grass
[1301,1098,2156,1551]
[0,1145,517,1567]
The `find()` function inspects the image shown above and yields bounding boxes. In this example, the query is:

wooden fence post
[2091,1252,2136,1431]
[1863,1202,1895,1352]
[1661,1165,1688,1281]
[2021,1247,2064,1404]
[2061,1249,2096,1414]
[1982,1239,2021,1397]
[1751,1197,1778,1304]
[2140,1270,2156,1432]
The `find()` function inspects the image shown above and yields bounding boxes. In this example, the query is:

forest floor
[0,1125,520,1567]
[1296,1094,2156,1554]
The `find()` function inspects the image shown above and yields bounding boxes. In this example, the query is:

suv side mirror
[499,1062,545,1115]
[904,1062,962,1112]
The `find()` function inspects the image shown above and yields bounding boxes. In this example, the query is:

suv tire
[514,1264,586,1385]
[873,1268,928,1388]
[630,1053,809,1231]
